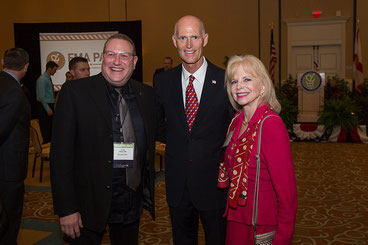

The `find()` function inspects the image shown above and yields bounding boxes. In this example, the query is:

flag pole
[269,23,277,87]
[278,0,281,92]
[353,0,357,94]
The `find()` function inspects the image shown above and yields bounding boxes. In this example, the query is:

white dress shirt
[181,57,208,106]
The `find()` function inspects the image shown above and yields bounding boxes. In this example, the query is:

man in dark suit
[152,57,173,86]
[0,48,31,245]
[155,15,234,245]
[50,34,159,245]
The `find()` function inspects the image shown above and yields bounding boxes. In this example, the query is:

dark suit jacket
[155,61,234,210]
[50,73,158,232]
[153,68,165,87]
[0,71,30,182]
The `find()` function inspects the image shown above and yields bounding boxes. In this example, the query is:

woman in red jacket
[218,54,297,244]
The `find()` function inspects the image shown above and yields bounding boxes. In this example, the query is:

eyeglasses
[103,51,135,60]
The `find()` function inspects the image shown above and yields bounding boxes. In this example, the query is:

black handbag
[252,115,277,245]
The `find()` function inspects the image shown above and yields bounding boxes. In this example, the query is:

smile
[185,50,195,54]
[111,67,123,71]
[237,92,249,98]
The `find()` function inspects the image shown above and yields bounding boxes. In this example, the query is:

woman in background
[218,54,297,244]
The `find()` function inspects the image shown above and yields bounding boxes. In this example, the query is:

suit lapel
[86,74,111,128]
[130,80,151,138]
[170,66,190,132]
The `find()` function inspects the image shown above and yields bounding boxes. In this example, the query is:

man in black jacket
[50,34,159,245]
[0,48,30,245]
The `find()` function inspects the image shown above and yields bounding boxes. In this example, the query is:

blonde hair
[225,54,281,113]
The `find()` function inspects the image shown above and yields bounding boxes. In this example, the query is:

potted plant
[277,75,298,131]
[318,97,360,142]
[324,75,352,100]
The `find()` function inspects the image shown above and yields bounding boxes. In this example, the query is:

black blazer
[0,71,30,182]
[50,73,158,232]
[155,61,234,210]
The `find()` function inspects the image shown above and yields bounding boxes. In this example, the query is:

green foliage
[324,75,351,100]
[353,79,368,97]
[318,97,360,132]
[360,79,368,96]
[355,96,368,124]
[279,97,299,130]
[277,75,298,105]
[276,75,298,130]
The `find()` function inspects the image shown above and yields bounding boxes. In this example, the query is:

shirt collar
[3,70,20,84]
[43,72,51,79]
[182,57,208,84]
[247,104,270,127]
[105,79,133,97]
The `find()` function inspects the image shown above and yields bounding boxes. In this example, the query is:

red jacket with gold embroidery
[218,105,298,244]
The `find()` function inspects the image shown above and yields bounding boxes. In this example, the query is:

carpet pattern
[19,142,368,244]
[291,142,368,244]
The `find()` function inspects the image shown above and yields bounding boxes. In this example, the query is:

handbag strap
[252,115,278,231]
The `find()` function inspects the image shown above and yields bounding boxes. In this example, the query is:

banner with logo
[40,31,117,90]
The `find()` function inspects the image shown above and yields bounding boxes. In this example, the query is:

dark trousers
[0,180,24,245]
[169,187,226,245]
[70,219,140,245]
[38,103,54,144]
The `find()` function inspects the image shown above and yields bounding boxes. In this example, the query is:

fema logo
[46,51,65,69]
[300,71,322,92]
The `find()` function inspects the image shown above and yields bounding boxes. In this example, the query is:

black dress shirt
[105,80,147,224]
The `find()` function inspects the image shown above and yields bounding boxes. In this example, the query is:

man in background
[69,57,90,80]
[55,58,91,109]
[0,48,30,245]
[155,15,233,245]
[153,56,173,86]
[36,61,58,143]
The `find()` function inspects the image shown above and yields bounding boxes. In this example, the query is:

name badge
[113,142,134,168]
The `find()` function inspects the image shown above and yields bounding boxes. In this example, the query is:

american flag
[269,28,277,84]
[353,24,364,92]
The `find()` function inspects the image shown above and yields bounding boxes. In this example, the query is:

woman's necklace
[242,120,248,127]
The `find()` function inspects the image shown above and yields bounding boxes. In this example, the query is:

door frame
[285,17,349,79]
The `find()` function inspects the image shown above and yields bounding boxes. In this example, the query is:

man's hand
[47,109,53,116]
[60,212,83,239]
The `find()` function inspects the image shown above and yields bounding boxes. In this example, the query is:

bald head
[172,15,208,74]
[174,15,206,39]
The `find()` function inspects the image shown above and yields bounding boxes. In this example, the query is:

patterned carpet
[18,142,368,244]
[291,142,368,244]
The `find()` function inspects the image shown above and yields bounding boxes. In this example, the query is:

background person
[217,54,297,244]
[36,61,58,143]
[50,34,159,245]
[69,57,90,79]
[65,71,74,81]
[155,15,234,245]
[0,48,30,245]
[153,56,173,86]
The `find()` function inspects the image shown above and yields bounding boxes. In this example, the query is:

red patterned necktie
[185,75,199,131]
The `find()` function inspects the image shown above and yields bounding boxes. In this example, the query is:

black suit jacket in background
[50,73,159,232]
[0,71,30,182]
[153,68,165,87]
[155,61,234,210]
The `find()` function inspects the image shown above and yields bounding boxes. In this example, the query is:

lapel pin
[212,80,217,84]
